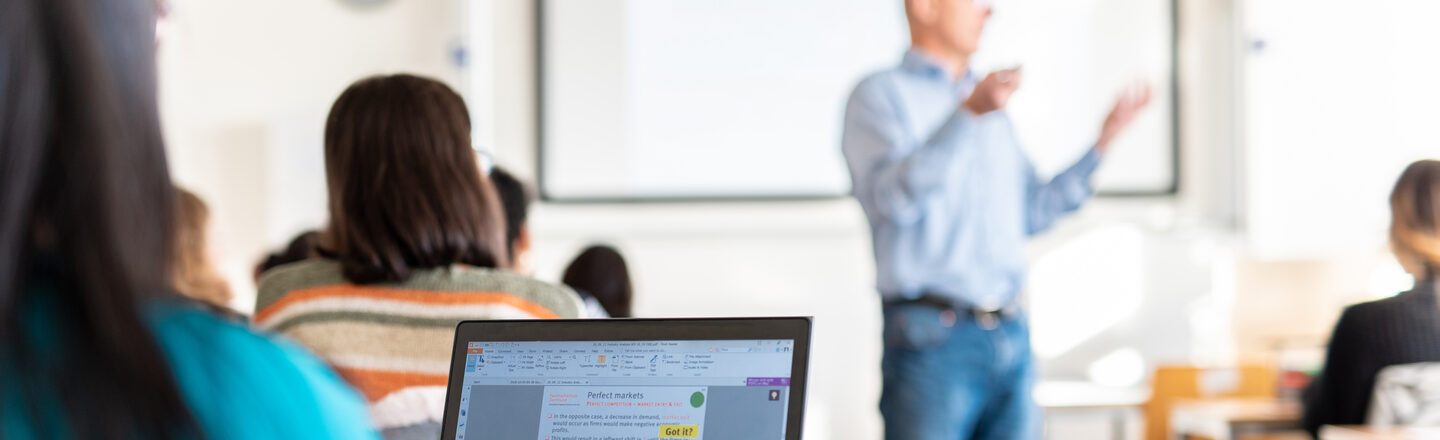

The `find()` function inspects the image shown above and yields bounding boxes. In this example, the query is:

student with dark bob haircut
[254,230,321,282]
[0,0,376,438]
[256,74,582,440]
[490,165,537,275]
[563,244,635,318]
[320,74,508,283]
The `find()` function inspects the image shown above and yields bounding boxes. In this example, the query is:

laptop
[440,318,812,440]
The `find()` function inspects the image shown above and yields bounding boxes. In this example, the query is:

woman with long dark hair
[0,0,376,438]
[255,74,582,439]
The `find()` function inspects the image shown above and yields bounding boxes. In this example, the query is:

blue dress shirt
[842,49,1102,309]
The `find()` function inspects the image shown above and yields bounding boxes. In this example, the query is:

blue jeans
[880,303,1038,440]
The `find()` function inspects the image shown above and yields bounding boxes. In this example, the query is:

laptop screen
[452,339,796,440]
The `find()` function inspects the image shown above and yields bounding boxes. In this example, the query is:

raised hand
[1097,81,1154,153]
[962,68,1022,116]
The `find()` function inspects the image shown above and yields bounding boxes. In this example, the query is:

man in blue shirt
[842,0,1152,438]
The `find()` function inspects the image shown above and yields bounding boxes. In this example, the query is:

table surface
[1320,426,1440,440]
[1172,398,1302,422]
[1034,380,1150,410]
[1170,398,1303,440]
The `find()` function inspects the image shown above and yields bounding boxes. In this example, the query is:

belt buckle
[939,310,958,328]
[974,309,999,330]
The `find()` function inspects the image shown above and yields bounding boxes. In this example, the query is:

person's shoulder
[147,302,343,391]
[858,63,909,86]
[1340,287,1437,327]
[463,267,585,319]
[845,67,914,117]
[256,259,345,308]
[1358,287,1428,309]
[258,258,344,287]
[1338,298,1390,326]
[851,68,904,96]
[409,265,584,318]
[581,294,612,319]
[146,302,378,439]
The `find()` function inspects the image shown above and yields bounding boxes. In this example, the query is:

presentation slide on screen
[454,340,794,439]
[539,386,708,440]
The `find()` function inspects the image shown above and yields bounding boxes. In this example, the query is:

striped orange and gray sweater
[255,259,582,439]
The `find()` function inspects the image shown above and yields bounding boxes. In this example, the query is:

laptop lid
[440,318,812,440]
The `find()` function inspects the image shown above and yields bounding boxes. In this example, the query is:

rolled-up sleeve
[842,79,979,224]
[1024,147,1102,236]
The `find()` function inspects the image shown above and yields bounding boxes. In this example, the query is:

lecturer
[841,0,1152,439]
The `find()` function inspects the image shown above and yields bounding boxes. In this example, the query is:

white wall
[158,0,468,310]
[1241,0,1440,259]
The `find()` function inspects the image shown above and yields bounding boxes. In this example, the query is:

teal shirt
[3,299,379,439]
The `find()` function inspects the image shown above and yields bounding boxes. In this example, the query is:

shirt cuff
[1069,146,1104,180]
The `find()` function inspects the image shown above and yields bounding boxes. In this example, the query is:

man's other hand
[962,68,1022,116]
[1097,81,1154,154]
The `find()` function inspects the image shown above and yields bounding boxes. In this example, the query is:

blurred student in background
[171,187,234,308]
[253,230,319,282]
[255,74,583,439]
[841,0,1152,438]
[489,166,536,276]
[1303,160,1440,437]
[0,0,376,437]
[563,245,635,319]
[489,166,618,318]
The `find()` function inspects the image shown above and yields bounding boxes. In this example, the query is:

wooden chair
[1145,364,1279,440]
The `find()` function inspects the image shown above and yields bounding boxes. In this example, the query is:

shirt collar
[900,48,974,85]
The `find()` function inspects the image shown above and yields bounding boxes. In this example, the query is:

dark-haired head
[562,245,634,318]
[489,166,535,273]
[321,74,509,283]
[1391,160,1440,281]
[254,230,321,282]
[1,0,198,436]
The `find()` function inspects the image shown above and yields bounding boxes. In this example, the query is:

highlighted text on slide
[537,386,707,440]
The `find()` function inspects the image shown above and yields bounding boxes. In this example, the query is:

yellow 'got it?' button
[659,425,699,438]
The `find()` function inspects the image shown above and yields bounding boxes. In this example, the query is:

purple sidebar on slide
[746,377,791,386]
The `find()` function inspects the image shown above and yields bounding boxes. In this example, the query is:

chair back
[1144,364,1278,440]
[1367,363,1440,427]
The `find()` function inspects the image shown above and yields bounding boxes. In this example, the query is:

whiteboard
[1242,0,1440,259]
[539,0,1175,200]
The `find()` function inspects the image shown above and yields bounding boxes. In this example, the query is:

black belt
[884,293,1018,330]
